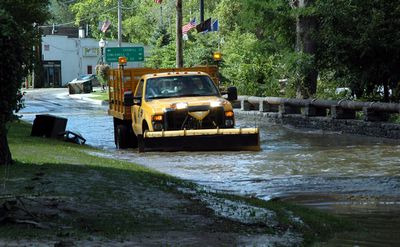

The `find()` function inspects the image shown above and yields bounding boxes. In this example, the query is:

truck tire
[137,122,149,152]
[113,118,138,149]
[116,125,129,149]
[137,135,145,153]
[130,132,139,148]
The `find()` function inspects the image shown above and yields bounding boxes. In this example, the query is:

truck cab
[128,72,236,136]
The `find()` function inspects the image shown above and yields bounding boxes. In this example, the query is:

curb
[68,93,109,106]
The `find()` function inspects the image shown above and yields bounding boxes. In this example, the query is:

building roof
[41,26,79,38]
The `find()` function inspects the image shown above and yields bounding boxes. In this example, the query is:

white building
[41,34,145,87]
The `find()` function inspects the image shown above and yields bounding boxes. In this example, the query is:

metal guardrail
[236,96,400,122]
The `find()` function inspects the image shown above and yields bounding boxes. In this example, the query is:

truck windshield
[145,75,220,100]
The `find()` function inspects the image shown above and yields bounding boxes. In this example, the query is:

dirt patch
[1,162,304,246]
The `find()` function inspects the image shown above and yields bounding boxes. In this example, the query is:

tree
[150,25,171,47]
[49,0,75,24]
[290,0,318,98]
[0,0,49,165]
[315,0,400,102]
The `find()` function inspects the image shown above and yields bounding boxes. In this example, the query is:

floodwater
[20,89,400,246]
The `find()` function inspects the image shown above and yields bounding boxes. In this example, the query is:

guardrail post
[259,101,279,112]
[279,103,301,115]
[363,107,390,122]
[304,104,327,117]
[231,100,241,109]
[241,99,252,111]
[331,105,356,119]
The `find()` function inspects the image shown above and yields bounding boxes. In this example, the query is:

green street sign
[105,47,144,63]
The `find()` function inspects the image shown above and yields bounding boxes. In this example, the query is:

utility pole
[176,0,183,68]
[118,0,122,47]
[200,0,204,22]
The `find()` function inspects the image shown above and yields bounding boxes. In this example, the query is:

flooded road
[21,88,400,246]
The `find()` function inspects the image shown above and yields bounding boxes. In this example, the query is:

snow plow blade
[141,128,260,152]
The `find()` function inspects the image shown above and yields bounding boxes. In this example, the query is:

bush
[95,64,110,88]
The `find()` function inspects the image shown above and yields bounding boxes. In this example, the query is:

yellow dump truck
[108,61,259,152]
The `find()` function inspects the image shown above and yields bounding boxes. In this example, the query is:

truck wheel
[137,122,148,152]
[137,135,145,153]
[130,132,139,148]
[116,125,129,149]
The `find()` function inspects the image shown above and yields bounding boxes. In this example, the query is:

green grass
[1,121,354,244]
[3,122,196,238]
[89,90,109,101]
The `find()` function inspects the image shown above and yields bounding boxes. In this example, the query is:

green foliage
[0,10,23,128]
[221,29,282,96]
[184,32,219,67]
[279,51,316,98]
[0,0,49,126]
[71,0,117,40]
[48,0,75,24]
[150,25,172,47]
[314,0,400,102]
[0,0,49,164]
[145,43,176,69]
[95,63,110,87]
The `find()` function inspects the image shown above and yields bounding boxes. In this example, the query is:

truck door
[132,79,144,134]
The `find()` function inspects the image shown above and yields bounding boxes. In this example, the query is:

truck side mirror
[123,91,134,106]
[133,96,142,106]
[227,86,238,101]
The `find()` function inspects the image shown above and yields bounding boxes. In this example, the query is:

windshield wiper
[179,94,206,97]
[146,96,171,100]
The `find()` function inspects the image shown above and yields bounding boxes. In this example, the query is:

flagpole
[176,0,183,68]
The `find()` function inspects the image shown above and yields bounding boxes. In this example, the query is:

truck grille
[164,106,225,130]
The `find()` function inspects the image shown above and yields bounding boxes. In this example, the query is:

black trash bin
[31,114,68,138]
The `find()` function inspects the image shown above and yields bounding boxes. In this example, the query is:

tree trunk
[0,121,12,166]
[383,79,390,102]
[294,0,318,98]
[176,0,183,68]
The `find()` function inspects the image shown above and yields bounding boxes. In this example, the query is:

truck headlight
[152,115,164,131]
[210,100,228,108]
[171,102,188,110]
[225,119,234,127]
[210,101,222,108]
[153,122,163,131]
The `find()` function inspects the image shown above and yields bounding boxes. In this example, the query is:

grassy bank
[1,121,353,245]
[90,90,109,101]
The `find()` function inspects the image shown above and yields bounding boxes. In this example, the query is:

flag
[196,18,211,33]
[212,19,219,32]
[182,18,196,34]
[154,0,162,4]
[101,19,111,33]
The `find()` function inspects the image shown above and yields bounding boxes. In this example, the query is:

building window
[44,44,50,51]
[87,65,92,74]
